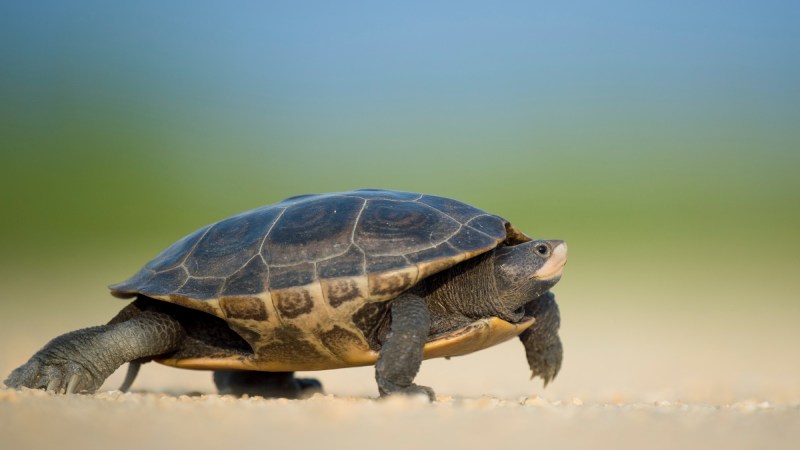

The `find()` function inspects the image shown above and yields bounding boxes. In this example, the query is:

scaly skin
[519,291,563,386]
[4,311,184,394]
[375,293,434,400]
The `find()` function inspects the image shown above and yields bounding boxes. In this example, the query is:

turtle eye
[534,243,551,258]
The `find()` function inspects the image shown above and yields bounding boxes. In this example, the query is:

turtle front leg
[4,310,184,394]
[519,291,563,386]
[375,292,434,401]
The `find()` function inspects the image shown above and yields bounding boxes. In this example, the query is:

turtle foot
[295,377,324,398]
[5,357,103,394]
[380,383,436,402]
[213,370,324,399]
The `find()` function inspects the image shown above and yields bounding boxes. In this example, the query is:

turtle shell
[109,189,531,370]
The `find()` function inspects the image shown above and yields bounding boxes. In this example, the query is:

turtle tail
[118,362,141,393]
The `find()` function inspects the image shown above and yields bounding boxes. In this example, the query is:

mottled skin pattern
[5,189,566,400]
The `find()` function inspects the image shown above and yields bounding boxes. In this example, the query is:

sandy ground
[2,388,798,450]
[1,274,798,450]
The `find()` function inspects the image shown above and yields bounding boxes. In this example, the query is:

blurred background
[1,1,798,403]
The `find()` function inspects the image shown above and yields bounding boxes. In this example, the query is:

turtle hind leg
[4,309,185,394]
[213,370,323,399]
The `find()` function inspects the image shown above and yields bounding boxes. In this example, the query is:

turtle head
[493,240,568,312]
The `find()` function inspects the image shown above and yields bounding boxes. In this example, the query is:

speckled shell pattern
[109,189,527,369]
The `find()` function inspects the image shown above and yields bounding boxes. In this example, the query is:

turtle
[5,189,567,400]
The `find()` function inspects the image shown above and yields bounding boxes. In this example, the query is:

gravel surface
[1,387,798,450]
[2,295,798,450]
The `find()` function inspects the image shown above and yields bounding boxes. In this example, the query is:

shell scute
[175,277,224,300]
[466,214,508,238]
[185,207,279,277]
[418,194,487,223]
[321,278,364,308]
[316,246,365,279]
[352,189,421,201]
[354,199,459,255]
[405,242,461,265]
[365,254,410,273]
[368,267,417,299]
[273,288,315,319]
[143,225,210,272]
[318,326,371,361]
[219,296,269,321]
[220,257,268,297]
[140,268,188,296]
[447,226,500,253]
[268,262,315,290]
[263,195,362,266]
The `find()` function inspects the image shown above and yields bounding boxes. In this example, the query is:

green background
[2,1,798,323]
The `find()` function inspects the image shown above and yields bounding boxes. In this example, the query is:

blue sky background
[0,1,798,311]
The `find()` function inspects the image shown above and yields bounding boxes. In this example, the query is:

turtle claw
[529,349,562,388]
[4,357,102,395]
[381,384,436,402]
[46,378,61,393]
[531,368,556,388]
[66,374,80,395]
[529,352,560,386]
